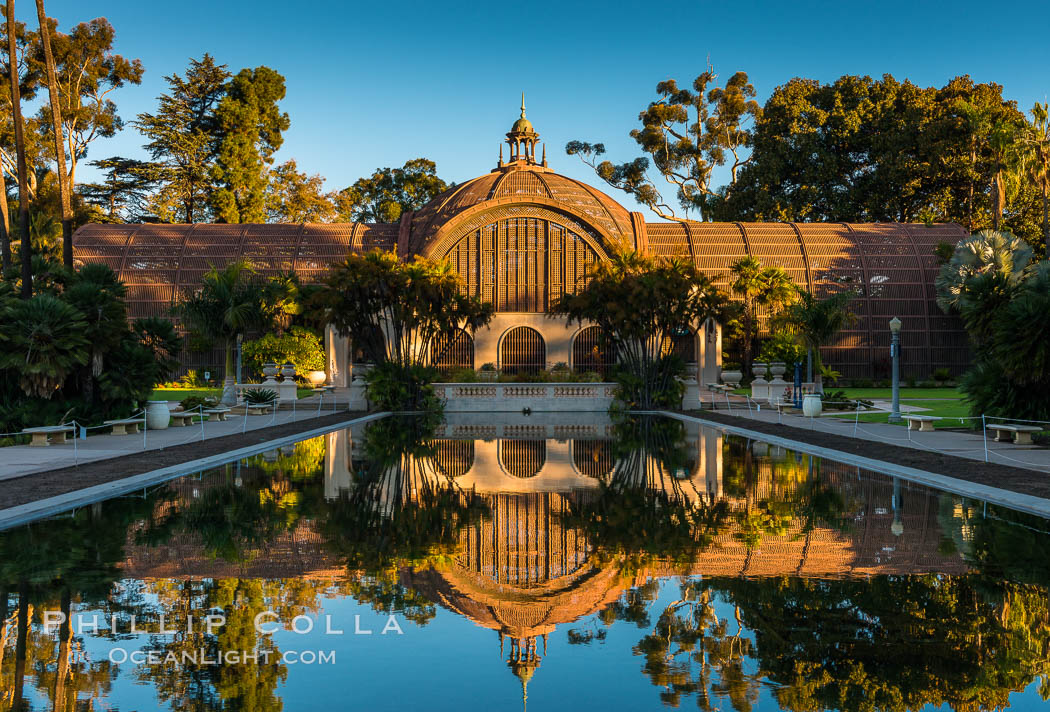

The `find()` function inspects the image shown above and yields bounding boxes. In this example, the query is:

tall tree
[0,1,37,275]
[1022,103,1050,255]
[36,17,142,192]
[265,159,335,222]
[334,158,449,223]
[210,66,288,223]
[567,67,761,221]
[79,156,156,222]
[34,0,72,268]
[134,54,229,223]
[4,0,31,296]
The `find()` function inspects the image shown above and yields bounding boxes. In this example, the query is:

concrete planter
[802,393,823,417]
[146,401,171,430]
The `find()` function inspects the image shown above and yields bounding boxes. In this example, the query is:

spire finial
[520,92,526,119]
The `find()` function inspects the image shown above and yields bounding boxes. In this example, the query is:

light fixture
[889,316,902,333]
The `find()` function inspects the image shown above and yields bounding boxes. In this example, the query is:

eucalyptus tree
[552,250,728,409]
[4,0,33,296]
[1022,102,1050,254]
[566,67,760,221]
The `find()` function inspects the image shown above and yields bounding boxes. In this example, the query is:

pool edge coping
[664,411,1050,519]
[0,411,390,532]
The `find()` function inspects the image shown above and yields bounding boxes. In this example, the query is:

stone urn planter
[751,362,768,381]
[307,370,327,386]
[769,362,787,379]
[720,369,742,387]
[262,362,279,384]
[802,393,823,417]
[478,364,499,382]
[146,401,171,430]
[280,363,296,380]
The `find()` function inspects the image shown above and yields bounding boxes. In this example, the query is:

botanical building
[73,106,969,380]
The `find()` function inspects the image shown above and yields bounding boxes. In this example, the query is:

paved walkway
[696,396,1050,474]
[0,391,353,482]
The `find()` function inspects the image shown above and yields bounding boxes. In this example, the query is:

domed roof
[408,163,635,258]
[511,116,534,134]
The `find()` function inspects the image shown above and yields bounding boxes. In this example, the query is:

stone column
[325,324,349,387]
[698,318,722,386]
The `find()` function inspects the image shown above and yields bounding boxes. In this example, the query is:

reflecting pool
[1,413,1049,711]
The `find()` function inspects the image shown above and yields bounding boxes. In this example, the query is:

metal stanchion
[982,414,989,463]
[854,401,861,437]
[199,405,206,441]
[317,393,323,415]
[142,409,147,450]
[72,420,78,466]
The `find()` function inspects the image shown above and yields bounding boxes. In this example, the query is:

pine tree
[135,54,229,223]
[210,66,288,223]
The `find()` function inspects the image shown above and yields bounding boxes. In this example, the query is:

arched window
[499,440,547,478]
[572,326,614,376]
[500,326,546,375]
[661,327,697,364]
[431,440,474,478]
[431,329,474,372]
[572,440,614,478]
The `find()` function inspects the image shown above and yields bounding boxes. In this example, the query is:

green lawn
[150,387,316,401]
[733,387,963,400]
[827,398,975,429]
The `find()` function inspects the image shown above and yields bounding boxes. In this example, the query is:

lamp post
[888,317,902,423]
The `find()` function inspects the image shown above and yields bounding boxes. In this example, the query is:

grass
[150,387,317,401]
[733,386,963,400]
[827,398,975,429]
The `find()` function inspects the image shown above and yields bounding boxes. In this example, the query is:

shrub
[446,367,477,383]
[243,388,278,405]
[933,368,952,383]
[182,369,216,388]
[365,362,441,411]
[179,395,217,412]
[757,332,806,366]
[242,327,324,380]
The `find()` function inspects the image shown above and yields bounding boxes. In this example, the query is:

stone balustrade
[435,382,616,412]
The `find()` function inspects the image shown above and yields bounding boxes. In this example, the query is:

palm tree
[0,293,88,398]
[5,0,32,297]
[988,119,1020,231]
[1022,103,1050,255]
[34,0,73,268]
[935,229,1032,315]
[728,256,799,377]
[64,264,130,404]
[175,260,271,405]
[773,289,857,384]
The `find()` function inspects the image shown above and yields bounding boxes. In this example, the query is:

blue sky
[20,0,1050,218]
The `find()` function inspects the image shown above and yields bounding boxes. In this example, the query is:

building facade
[72,106,970,381]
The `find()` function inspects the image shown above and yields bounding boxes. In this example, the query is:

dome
[511,116,534,134]
[407,163,636,259]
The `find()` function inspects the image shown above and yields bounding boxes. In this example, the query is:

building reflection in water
[316,412,967,702]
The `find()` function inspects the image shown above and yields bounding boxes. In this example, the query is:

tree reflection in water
[0,415,1049,711]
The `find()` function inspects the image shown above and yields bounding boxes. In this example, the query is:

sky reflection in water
[1,414,1048,711]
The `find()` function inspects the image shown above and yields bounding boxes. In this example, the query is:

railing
[434,382,616,412]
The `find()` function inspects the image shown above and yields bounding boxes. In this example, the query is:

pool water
[1,414,1048,711]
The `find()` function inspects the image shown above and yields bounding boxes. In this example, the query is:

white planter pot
[307,370,327,386]
[146,401,170,430]
[720,370,742,387]
[802,394,823,417]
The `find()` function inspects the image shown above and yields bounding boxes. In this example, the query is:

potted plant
[550,361,571,380]
[478,363,498,382]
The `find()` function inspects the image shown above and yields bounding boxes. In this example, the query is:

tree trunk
[6,0,32,298]
[1043,184,1049,257]
[54,588,72,712]
[12,582,29,711]
[36,0,74,269]
[0,166,10,274]
[991,171,1004,231]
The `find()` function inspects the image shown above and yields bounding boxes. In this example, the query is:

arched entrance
[500,326,546,375]
[499,440,547,479]
[431,329,474,372]
[572,326,614,377]
[661,327,697,365]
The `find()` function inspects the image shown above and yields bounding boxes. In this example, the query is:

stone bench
[22,425,75,447]
[203,407,231,422]
[244,404,272,416]
[903,415,941,432]
[104,418,144,435]
[987,423,1043,445]
[169,412,201,426]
